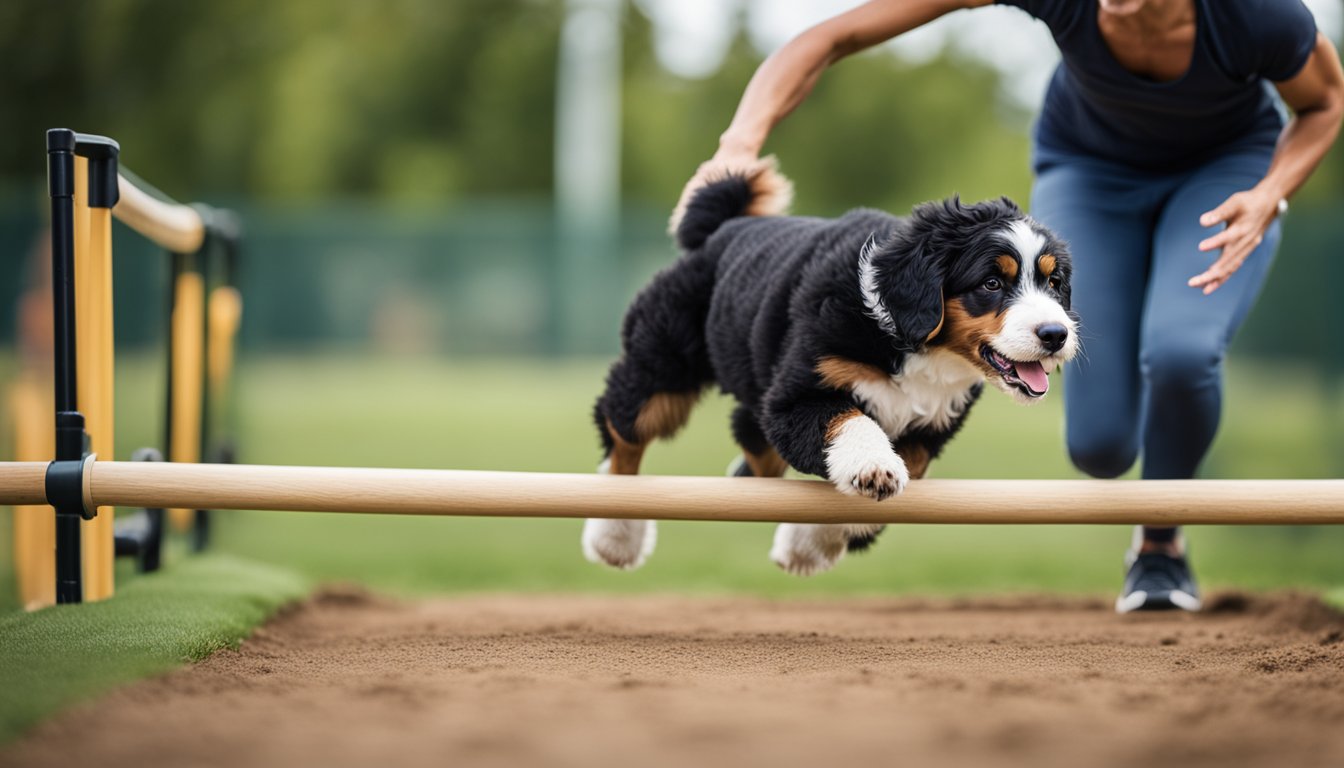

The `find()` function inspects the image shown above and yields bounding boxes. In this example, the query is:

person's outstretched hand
[1191,188,1281,295]
[709,141,761,170]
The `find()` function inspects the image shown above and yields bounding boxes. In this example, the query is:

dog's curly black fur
[590,163,1076,568]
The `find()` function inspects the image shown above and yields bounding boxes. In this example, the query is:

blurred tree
[619,11,1033,215]
[0,0,1337,368]
[0,0,562,201]
[2,0,1028,210]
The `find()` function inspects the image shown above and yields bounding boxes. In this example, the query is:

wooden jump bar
[113,173,206,254]
[1,461,1342,525]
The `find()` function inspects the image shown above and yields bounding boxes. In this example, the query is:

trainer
[700,0,1344,611]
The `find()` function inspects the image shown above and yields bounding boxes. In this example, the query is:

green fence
[1,184,1342,371]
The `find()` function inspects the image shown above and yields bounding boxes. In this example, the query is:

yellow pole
[207,285,242,416]
[168,257,205,531]
[10,373,55,609]
[73,156,116,601]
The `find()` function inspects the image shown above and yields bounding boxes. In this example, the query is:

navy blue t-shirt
[997,0,1318,169]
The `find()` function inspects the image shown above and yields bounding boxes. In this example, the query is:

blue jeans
[1030,145,1280,481]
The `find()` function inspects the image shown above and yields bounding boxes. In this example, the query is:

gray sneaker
[1115,528,1201,614]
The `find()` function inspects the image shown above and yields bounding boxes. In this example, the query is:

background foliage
[1,1,1341,366]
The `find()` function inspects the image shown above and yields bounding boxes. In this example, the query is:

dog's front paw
[824,415,908,501]
[770,523,848,576]
[836,458,907,500]
[582,518,656,570]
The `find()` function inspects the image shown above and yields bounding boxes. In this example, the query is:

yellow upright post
[168,255,205,531]
[207,286,241,405]
[73,156,116,601]
[10,238,56,609]
[10,370,55,609]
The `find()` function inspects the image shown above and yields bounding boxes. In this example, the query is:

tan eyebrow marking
[1038,254,1057,278]
[996,254,1019,281]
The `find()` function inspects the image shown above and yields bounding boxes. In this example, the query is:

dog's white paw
[770,523,849,576]
[582,518,656,570]
[824,416,908,501]
[836,457,907,500]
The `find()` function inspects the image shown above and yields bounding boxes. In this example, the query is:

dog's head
[860,197,1078,404]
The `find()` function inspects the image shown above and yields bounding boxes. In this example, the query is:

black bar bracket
[114,447,165,573]
[46,451,97,521]
[192,203,241,249]
[74,132,120,209]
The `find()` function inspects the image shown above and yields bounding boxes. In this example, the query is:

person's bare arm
[714,0,994,166]
[1192,32,1344,294]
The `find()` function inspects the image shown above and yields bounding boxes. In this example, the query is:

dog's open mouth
[980,345,1050,398]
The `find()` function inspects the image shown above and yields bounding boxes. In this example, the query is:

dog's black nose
[1036,323,1068,353]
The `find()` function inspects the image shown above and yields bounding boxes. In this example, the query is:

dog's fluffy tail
[668,155,794,251]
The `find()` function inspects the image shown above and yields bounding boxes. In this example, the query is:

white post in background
[554,0,623,354]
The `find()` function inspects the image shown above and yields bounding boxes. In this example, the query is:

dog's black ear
[862,235,945,352]
[864,197,980,350]
[866,196,1024,351]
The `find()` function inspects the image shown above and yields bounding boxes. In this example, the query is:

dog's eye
[982,277,1002,292]
[1048,276,1062,290]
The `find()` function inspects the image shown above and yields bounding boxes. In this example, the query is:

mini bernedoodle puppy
[583,158,1079,576]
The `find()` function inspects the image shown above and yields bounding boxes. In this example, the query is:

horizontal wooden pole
[113,174,205,254]
[0,463,48,507]
[0,461,1341,525]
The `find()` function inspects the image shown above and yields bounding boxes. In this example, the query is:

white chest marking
[848,351,983,437]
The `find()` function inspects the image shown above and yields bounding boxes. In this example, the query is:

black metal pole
[47,128,84,604]
[194,244,211,552]
[48,129,76,414]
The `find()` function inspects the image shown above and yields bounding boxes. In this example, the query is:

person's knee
[1141,340,1222,395]
[1067,423,1138,479]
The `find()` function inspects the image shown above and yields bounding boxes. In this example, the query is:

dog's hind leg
[584,255,717,569]
[583,443,658,570]
[585,386,700,569]
[584,257,716,569]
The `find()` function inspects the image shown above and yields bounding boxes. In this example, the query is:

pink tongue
[1013,361,1050,394]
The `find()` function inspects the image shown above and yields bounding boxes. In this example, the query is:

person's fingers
[1193,239,1257,291]
[1200,197,1239,227]
[1193,271,1225,290]
[1190,269,1220,288]
[1190,200,1270,291]
[1198,228,1235,252]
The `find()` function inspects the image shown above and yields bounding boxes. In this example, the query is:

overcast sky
[634,0,1344,110]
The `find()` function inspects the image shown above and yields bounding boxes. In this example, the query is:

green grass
[4,352,1342,604]
[210,354,1343,598]
[0,554,307,744]
[1328,588,1344,611]
[0,352,1340,745]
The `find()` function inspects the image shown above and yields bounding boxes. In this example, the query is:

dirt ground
[5,590,1344,768]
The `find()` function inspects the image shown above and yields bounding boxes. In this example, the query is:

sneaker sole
[1115,589,1202,614]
